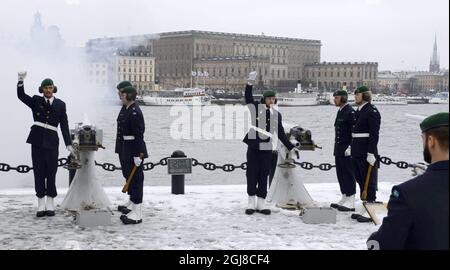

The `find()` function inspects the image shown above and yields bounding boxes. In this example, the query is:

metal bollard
[171,150,186,195]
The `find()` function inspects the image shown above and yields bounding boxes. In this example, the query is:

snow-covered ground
[0,182,397,250]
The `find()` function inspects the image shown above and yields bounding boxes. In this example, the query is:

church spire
[430,34,440,73]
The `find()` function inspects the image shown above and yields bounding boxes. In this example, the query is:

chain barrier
[191,158,247,172]
[0,158,68,174]
[1,156,423,174]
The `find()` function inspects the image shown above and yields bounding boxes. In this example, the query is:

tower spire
[430,34,440,73]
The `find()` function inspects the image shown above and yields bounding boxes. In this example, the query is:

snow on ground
[0,182,397,250]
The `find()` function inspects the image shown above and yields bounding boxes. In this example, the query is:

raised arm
[245,71,258,105]
[17,72,33,108]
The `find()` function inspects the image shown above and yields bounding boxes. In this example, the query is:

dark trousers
[335,156,356,196]
[352,157,378,202]
[120,154,144,204]
[31,146,58,198]
[118,154,128,179]
[246,148,272,199]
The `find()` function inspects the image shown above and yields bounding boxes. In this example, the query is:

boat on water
[406,96,430,104]
[429,92,449,104]
[276,82,319,106]
[327,92,407,105]
[211,89,243,100]
[372,94,408,105]
[276,92,319,106]
[142,88,212,106]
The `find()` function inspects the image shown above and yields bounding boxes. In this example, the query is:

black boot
[36,211,46,218]
[120,203,142,225]
[256,209,271,215]
[118,205,131,215]
[245,209,256,215]
[256,197,271,215]
[36,197,46,218]
[357,215,373,223]
[120,214,142,225]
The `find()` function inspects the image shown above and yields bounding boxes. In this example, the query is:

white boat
[142,88,212,106]
[406,96,430,104]
[277,92,319,106]
[372,95,408,105]
[328,93,407,105]
[276,83,319,106]
[429,92,449,104]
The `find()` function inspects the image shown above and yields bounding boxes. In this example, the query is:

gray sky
[1,0,448,71]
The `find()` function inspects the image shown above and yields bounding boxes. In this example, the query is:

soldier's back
[396,161,449,250]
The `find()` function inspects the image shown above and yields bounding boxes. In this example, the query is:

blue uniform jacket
[115,103,148,159]
[17,82,71,149]
[243,84,295,152]
[368,161,449,250]
[334,103,355,157]
[351,102,381,157]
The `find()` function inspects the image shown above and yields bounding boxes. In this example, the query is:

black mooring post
[171,150,186,195]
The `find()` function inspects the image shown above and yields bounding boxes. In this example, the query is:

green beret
[333,90,348,97]
[120,85,137,94]
[117,81,132,90]
[355,86,369,94]
[41,78,54,87]
[263,90,276,98]
[420,112,449,132]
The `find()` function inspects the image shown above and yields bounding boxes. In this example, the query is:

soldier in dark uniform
[115,85,148,225]
[16,72,73,217]
[368,112,449,250]
[330,90,356,212]
[115,81,133,214]
[243,71,296,215]
[346,86,381,222]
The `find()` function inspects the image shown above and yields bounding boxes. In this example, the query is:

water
[1,104,448,189]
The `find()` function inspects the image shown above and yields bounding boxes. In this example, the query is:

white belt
[123,136,135,141]
[34,121,58,132]
[250,125,273,138]
[352,133,370,138]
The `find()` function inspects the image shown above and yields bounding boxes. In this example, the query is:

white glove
[134,157,142,167]
[344,146,351,157]
[18,71,27,82]
[411,162,427,177]
[67,145,75,156]
[247,71,257,85]
[367,153,377,166]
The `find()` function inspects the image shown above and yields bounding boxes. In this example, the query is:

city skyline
[0,0,448,72]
